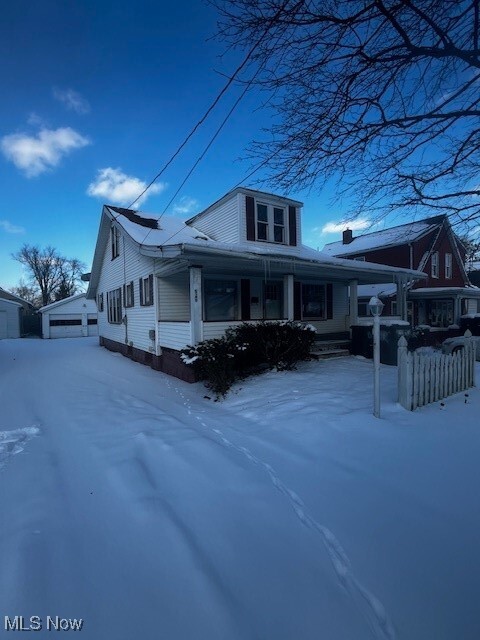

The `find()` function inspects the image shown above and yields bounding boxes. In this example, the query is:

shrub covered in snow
[181,336,237,397]
[181,321,317,397]
[226,321,317,372]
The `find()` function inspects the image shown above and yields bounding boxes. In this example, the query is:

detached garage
[40,294,98,339]
[0,298,21,339]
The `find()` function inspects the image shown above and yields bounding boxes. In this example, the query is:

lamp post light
[368,296,384,418]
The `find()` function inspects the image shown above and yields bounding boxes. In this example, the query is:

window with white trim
[140,275,153,306]
[204,279,238,321]
[445,253,452,279]
[302,284,326,319]
[256,203,286,244]
[264,281,283,319]
[107,288,122,324]
[111,226,120,259]
[431,251,439,278]
[124,281,134,308]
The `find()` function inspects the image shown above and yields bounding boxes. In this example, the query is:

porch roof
[409,287,480,299]
[155,244,426,286]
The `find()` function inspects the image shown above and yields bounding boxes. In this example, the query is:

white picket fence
[397,332,476,411]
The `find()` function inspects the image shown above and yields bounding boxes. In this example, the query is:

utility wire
[125,0,289,211]
[140,75,258,247]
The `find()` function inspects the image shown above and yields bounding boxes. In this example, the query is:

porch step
[313,338,351,351]
[311,348,351,360]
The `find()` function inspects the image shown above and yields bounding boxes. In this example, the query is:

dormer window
[111,226,120,260]
[256,202,286,243]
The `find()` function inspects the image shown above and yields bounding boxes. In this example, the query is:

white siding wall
[0,300,21,339]
[158,272,190,321]
[96,233,156,353]
[158,322,191,350]
[192,193,239,243]
[307,283,350,334]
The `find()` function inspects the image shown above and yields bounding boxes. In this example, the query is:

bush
[227,321,317,371]
[181,336,237,398]
[181,321,317,397]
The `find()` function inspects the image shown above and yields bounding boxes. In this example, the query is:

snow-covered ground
[1,338,479,640]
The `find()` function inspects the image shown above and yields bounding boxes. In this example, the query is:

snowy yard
[1,337,480,640]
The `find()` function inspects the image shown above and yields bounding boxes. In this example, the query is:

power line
[126,1,289,211]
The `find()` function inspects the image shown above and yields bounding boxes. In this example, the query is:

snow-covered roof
[39,293,89,312]
[87,200,428,299]
[106,205,424,276]
[106,206,212,246]
[322,215,446,257]
[409,287,480,297]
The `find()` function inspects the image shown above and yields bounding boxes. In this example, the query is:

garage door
[49,314,83,338]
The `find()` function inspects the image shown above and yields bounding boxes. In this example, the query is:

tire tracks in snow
[166,378,396,640]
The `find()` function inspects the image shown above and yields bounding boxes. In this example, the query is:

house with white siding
[86,187,425,380]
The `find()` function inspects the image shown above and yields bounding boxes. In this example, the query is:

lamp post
[368,296,384,418]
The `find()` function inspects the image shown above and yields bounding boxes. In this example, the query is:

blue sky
[0,0,364,290]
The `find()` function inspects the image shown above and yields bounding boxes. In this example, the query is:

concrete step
[314,339,351,351]
[311,348,350,359]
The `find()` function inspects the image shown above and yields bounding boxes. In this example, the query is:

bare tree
[9,280,41,307]
[12,245,86,306]
[214,0,480,228]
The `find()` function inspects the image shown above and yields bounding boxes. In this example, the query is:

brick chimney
[343,228,353,244]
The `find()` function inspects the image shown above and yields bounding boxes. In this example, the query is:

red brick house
[323,215,480,327]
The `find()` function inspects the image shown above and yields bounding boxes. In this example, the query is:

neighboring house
[0,287,38,337]
[323,215,480,328]
[39,294,98,339]
[0,287,36,313]
[0,298,22,339]
[86,187,424,381]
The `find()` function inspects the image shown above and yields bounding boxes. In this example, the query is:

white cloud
[27,112,45,126]
[86,168,166,207]
[172,196,199,216]
[53,88,90,115]
[1,127,91,177]
[0,220,25,234]
[320,219,371,234]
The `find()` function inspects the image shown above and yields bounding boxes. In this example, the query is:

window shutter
[139,278,144,306]
[241,279,251,320]
[288,206,297,246]
[122,284,126,307]
[246,196,255,241]
[148,274,154,305]
[294,282,302,320]
[130,280,134,306]
[326,283,333,319]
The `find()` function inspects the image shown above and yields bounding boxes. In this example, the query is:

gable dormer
[244,191,300,247]
[185,187,302,248]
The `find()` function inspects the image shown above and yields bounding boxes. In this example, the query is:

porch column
[396,277,407,321]
[349,279,358,325]
[189,266,203,345]
[284,274,294,321]
[454,296,462,324]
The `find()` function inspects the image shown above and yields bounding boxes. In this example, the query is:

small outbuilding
[0,298,22,339]
[40,294,98,339]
